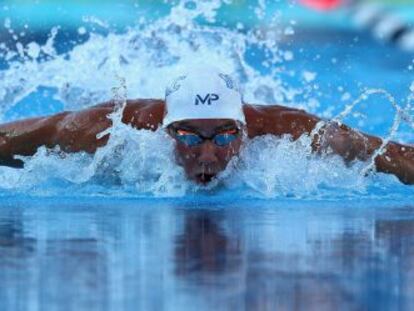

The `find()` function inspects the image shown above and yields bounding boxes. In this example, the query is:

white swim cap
[163,66,245,126]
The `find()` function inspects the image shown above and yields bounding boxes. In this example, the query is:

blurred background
[0,0,413,27]
[1,0,414,44]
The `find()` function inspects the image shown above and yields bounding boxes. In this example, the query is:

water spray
[333,88,413,177]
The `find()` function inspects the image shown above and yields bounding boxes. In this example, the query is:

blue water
[1,1,414,309]
[1,197,413,310]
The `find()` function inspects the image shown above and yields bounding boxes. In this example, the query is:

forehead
[170,119,238,131]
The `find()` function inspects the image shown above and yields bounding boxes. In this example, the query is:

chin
[194,173,217,184]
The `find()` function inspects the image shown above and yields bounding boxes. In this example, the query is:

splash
[0,0,313,116]
[329,88,414,176]
[0,0,412,199]
[221,134,370,198]
[0,127,380,199]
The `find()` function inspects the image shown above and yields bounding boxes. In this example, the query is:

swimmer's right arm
[0,105,112,168]
[0,112,66,167]
[0,99,165,168]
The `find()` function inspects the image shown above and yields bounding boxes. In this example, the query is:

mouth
[195,173,216,184]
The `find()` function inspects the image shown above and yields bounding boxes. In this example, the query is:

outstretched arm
[244,104,414,185]
[0,105,111,167]
[0,99,165,168]
[315,121,414,185]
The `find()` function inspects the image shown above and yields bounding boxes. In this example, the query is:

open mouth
[195,173,216,184]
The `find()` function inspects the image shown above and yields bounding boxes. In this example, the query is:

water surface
[1,198,413,310]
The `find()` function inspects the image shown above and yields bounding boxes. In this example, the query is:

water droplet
[26,42,40,59]
[283,51,293,61]
[284,26,294,36]
[4,18,11,29]
[78,27,87,35]
[341,92,351,101]
[303,71,316,82]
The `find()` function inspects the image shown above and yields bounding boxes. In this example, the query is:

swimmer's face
[167,119,244,184]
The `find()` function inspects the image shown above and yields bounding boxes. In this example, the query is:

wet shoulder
[123,99,166,130]
[243,104,319,138]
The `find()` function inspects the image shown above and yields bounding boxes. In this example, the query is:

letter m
[195,94,210,105]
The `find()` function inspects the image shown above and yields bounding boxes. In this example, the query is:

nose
[197,141,218,166]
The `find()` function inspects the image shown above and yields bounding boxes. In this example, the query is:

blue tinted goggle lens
[175,130,239,147]
[176,134,204,147]
[212,133,238,146]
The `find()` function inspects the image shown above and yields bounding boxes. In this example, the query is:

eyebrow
[173,124,198,131]
[215,123,238,131]
[174,122,237,133]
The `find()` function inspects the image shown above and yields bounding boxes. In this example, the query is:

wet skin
[0,99,413,184]
[167,119,244,184]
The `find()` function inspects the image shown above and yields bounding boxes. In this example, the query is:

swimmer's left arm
[315,122,414,185]
[374,142,414,185]
[244,104,414,185]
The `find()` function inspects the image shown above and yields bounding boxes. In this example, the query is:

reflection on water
[0,200,413,310]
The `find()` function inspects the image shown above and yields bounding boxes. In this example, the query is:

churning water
[0,0,413,199]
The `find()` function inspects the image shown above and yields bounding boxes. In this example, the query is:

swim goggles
[171,128,240,147]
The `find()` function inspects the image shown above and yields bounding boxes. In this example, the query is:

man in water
[0,67,413,184]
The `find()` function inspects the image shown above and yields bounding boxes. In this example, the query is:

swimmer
[0,66,413,185]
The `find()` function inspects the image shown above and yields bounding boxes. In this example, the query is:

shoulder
[61,98,166,132]
[122,99,165,130]
[243,103,320,138]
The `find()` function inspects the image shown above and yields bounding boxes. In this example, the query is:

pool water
[0,1,413,309]
[1,198,413,310]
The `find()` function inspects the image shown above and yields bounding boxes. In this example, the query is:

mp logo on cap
[195,93,220,105]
